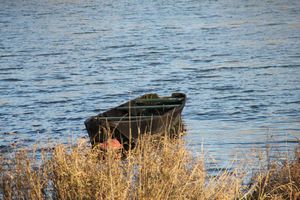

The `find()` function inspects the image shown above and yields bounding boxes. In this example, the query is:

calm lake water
[1,0,299,169]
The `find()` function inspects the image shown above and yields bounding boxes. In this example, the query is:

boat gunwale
[92,93,186,122]
[115,104,182,110]
[94,113,177,122]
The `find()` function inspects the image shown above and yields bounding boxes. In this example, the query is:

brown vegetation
[246,146,300,200]
[0,135,299,200]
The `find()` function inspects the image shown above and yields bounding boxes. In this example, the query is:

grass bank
[0,135,299,200]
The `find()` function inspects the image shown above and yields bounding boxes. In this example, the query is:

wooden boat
[84,93,186,148]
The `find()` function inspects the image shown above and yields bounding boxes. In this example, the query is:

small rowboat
[84,93,186,149]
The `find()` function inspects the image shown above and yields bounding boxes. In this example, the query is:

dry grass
[0,134,299,200]
[0,134,243,200]
[246,146,300,200]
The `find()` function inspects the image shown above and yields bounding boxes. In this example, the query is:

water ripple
[0,0,299,168]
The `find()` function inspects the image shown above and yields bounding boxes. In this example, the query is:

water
[1,0,299,169]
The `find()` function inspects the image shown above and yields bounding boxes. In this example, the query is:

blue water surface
[1,0,300,168]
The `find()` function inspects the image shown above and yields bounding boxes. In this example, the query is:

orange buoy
[99,139,123,151]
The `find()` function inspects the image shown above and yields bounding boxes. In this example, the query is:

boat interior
[97,93,185,120]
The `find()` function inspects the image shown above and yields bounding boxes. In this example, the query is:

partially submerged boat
[84,93,186,149]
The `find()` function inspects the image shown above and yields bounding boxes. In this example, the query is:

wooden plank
[96,115,156,120]
[116,104,181,110]
[134,98,183,103]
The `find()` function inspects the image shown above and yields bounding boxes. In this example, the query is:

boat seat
[134,98,183,103]
[116,104,181,110]
[96,115,159,121]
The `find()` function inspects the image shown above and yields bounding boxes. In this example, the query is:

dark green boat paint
[84,93,186,147]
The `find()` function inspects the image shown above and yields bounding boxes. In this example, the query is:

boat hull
[85,93,186,147]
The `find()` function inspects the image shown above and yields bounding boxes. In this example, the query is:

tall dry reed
[246,145,300,200]
[0,134,243,200]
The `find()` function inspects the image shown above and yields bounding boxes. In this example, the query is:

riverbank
[0,135,299,200]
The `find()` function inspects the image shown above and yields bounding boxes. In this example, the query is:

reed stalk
[0,135,299,200]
